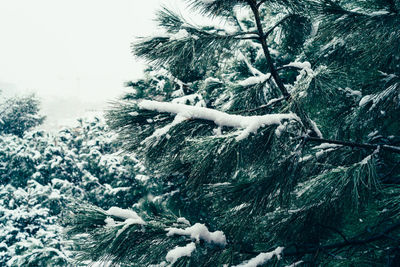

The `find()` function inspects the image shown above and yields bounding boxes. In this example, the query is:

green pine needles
[67,0,400,266]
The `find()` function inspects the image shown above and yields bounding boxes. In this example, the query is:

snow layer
[165,242,196,264]
[239,73,271,87]
[139,100,299,141]
[234,247,284,267]
[166,223,227,246]
[107,207,143,222]
[177,217,191,225]
[200,0,216,3]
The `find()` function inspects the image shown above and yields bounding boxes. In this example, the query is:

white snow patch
[359,95,372,107]
[172,93,206,107]
[143,115,187,142]
[234,247,284,267]
[283,61,313,76]
[313,143,342,150]
[284,260,304,267]
[239,73,271,87]
[135,174,150,182]
[177,217,191,225]
[107,207,144,223]
[309,119,323,138]
[166,242,196,264]
[166,223,227,246]
[170,29,190,40]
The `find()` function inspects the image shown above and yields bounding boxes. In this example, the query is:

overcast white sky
[0,0,183,128]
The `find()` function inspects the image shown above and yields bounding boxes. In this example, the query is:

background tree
[68,0,400,266]
[0,93,45,137]
[0,117,149,266]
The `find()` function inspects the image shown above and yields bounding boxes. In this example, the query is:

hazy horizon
[0,0,183,129]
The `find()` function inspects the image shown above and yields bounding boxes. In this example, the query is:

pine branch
[256,0,267,9]
[262,14,296,38]
[247,0,290,98]
[233,97,285,114]
[246,0,322,138]
[303,136,400,154]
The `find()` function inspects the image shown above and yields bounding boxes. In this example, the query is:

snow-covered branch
[138,100,300,140]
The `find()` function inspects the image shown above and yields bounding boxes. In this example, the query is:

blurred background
[0,0,183,130]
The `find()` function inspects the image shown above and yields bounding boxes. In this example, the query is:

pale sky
[0,0,183,128]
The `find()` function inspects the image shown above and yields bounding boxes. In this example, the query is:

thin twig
[303,136,400,154]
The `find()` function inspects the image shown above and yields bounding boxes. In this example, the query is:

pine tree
[67,0,400,266]
[0,93,45,137]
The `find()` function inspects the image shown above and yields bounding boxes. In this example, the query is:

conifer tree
[0,93,45,137]
[67,0,400,266]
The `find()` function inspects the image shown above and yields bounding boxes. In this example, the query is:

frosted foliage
[0,116,146,265]
[0,181,71,266]
[166,223,227,246]
[165,242,196,264]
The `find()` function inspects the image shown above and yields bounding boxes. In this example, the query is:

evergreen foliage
[0,93,45,137]
[0,117,148,266]
[68,0,400,266]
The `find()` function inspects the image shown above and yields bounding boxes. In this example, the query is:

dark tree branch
[247,0,290,98]
[256,0,267,9]
[303,136,400,154]
[246,0,323,137]
[192,28,258,40]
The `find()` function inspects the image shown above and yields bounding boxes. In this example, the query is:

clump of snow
[313,143,342,150]
[370,10,390,16]
[359,95,372,107]
[172,93,206,107]
[170,29,190,40]
[135,174,150,182]
[107,207,144,223]
[138,100,300,141]
[166,242,196,264]
[239,73,271,87]
[275,122,287,137]
[309,119,323,138]
[143,115,187,143]
[200,0,216,3]
[234,247,284,267]
[283,61,313,76]
[284,260,304,267]
[237,52,263,77]
[177,217,191,225]
[230,203,250,212]
[166,223,227,246]
[342,87,362,97]
[106,207,145,238]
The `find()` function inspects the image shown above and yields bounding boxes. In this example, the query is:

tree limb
[247,0,290,99]
[303,136,400,154]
